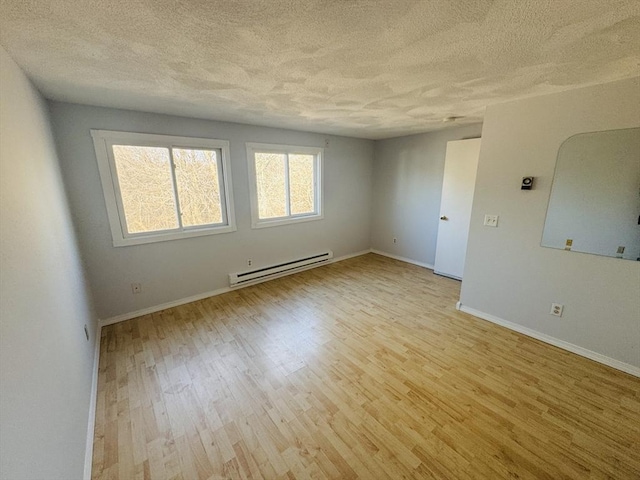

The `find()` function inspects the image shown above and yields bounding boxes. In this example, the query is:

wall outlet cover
[550,303,564,317]
[484,214,499,227]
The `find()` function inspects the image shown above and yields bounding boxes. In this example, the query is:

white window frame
[91,130,236,247]
[246,142,323,229]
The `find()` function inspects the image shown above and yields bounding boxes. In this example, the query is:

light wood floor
[92,253,640,479]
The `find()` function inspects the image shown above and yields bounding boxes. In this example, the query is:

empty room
[1,1,639,479]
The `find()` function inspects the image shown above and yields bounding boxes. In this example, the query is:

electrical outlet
[131,283,142,294]
[324,138,330,148]
[247,259,253,267]
[393,237,397,244]
[484,214,499,227]
[84,324,89,341]
[550,303,564,317]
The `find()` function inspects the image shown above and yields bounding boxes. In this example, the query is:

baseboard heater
[229,251,333,287]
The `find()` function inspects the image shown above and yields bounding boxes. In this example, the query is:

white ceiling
[1,0,638,139]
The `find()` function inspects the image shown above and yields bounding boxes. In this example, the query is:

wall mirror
[541,127,639,261]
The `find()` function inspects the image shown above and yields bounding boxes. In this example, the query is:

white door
[434,138,481,280]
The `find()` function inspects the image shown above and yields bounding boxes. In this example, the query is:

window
[91,130,236,246]
[246,143,323,228]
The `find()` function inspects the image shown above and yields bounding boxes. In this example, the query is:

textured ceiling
[1,1,639,139]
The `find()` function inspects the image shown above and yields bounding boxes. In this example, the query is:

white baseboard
[99,249,372,328]
[433,270,462,281]
[331,249,373,263]
[100,287,232,327]
[370,249,434,270]
[457,303,640,378]
[84,322,102,480]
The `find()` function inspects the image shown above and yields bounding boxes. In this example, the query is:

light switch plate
[484,214,499,227]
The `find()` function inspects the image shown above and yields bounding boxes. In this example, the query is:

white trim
[83,322,102,480]
[251,213,324,229]
[100,287,231,327]
[90,130,237,247]
[99,249,372,327]
[327,249,371,262]
[434,270,462,281]
[457,304,640,378]
[246,142,323,229]
[370,249,435,270]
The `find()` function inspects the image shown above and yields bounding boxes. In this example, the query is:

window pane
[173,148,223,227]
[112,145,178,234]
[289,154,315,215]
[255,153,287,219]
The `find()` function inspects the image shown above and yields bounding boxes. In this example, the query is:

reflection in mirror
[541,128,640,261]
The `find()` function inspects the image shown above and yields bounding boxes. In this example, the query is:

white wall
[460,77,640,369]
[371,124,483,266]
[0,48,97,480]
[48,103,374,320]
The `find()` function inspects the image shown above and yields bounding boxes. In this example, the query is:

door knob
[440,216,448,220]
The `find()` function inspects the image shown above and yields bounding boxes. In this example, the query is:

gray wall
[371,124,483,266]
[461,77,640,368]
[49,103,374,319]
[0,48,96,480]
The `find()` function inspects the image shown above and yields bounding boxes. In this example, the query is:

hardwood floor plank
[92,254,640,479]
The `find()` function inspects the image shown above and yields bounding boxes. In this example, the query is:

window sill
[251,214,323,229]
[112,224,237,247]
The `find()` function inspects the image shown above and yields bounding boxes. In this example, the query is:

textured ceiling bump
[1,0,639,139]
